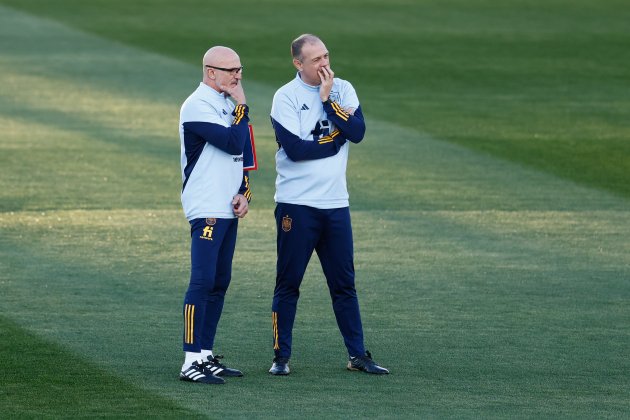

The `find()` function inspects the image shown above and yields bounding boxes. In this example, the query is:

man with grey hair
[268,34,389,376]
[178,46,252,384]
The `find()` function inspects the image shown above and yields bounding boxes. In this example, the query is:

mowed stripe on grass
[1,4,629,418]
[2,0,628,199]
[0,316,201,418]
[2,207,629,416]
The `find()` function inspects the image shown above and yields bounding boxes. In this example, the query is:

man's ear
[292,58,302,71]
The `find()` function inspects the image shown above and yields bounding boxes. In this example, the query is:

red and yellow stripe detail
[184,304,195,344]
[317,129,341,145]
[242,175,252,202]
[331,101,350,121]
[233,104,246,125]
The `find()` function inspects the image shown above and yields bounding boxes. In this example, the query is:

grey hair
[291,34,322,61]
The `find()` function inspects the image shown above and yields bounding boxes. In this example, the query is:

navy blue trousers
[272,203,365,358]
[183,217,238,352]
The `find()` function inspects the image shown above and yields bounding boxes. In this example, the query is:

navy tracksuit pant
[183,217,238,352]
[272,203,365,358]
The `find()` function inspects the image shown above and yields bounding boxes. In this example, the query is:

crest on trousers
[205,218,217,226]
[282,215,292,232]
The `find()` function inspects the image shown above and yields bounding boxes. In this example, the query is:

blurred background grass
[2,0,629,198]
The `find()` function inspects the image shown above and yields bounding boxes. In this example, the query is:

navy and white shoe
[203,355,243,377]
[347,351,389,375]
[180,360,225,384]
[269,356,290,375]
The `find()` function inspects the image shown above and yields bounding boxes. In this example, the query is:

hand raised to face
[318,65,335,102]
[223,79,247,105]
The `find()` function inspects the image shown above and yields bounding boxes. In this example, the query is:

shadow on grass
[0,316,200,418]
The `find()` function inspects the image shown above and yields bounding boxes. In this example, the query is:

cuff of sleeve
[239,175,252,202]
[323,100,350,121]
[240,190,252,202]
[232,104,249,124]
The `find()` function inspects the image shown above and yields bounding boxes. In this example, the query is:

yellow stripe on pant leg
[189,305,195,344]
[273,312,280,350]
[185,304,190,344]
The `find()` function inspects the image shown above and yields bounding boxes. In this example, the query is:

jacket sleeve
[182,104,250,155]
[322,100,365,143]
[238,171,252,202]
[271,116,347,161]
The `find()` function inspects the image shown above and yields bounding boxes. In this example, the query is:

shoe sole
[347,363,389,374]
[269,369,290,375]
[269,367,290,375]
[179,375,225,384]
[216,371,243,377]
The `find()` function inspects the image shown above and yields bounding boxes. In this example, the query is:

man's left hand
[232,194,249,218]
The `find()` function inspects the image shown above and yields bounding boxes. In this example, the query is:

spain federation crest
[282,215,292,232]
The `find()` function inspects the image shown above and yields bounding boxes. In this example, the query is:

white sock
[200,349,213,360]
[182,351,203,371]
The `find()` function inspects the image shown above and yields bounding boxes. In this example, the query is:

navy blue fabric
[238,171,250,199]
[183,217,239,352]
[322,103,366,143]
[272,203,365,358]
[271,117,347,161]
[181,120,249,191]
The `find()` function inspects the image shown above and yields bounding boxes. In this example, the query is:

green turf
[1,2,629,418]
[0,316,201,418]
[1,0,629,198]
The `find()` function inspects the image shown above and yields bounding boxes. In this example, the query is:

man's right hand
[224,80,247,105]
[318,65,334,102]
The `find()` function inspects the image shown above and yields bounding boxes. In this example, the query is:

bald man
[178,46,251,384]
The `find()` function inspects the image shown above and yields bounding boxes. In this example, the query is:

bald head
[203,46,239,68]
[202,46,243,94]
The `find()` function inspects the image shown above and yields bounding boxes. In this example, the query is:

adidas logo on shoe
[203,355,243,377]
[180,360,225,384]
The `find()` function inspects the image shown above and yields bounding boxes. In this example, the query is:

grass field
[1,1,629,418]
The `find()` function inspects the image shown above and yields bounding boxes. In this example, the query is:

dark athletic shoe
[347,351,389,375]
[203,355,243,377]
[180,361,225,384]
[269,357,290,375]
